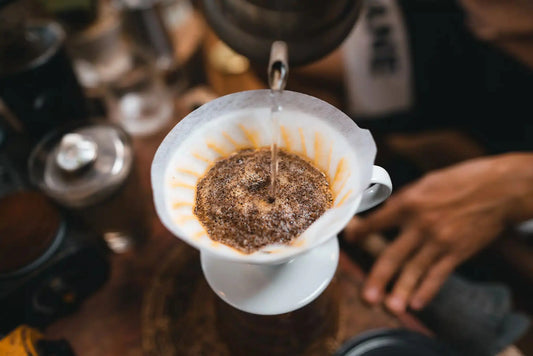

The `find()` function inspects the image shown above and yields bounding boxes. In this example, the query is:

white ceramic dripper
[151,90,392,315]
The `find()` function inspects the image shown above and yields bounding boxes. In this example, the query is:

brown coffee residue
[194,147,333,253]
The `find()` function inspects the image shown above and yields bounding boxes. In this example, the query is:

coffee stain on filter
[165,113,362,259]
[238,124,259,148]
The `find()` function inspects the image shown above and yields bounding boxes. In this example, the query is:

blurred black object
[0,1,88,140]
[0,121,30,195]
[201,0,363,65]
[352,0,533,155]
[334,328,456,356]
[0,205,109,334]
[0,123,109,335]
[36,0,98,33]
[416,275,530,356]
[37,338,76,356]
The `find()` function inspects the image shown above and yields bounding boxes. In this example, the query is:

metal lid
[29,122,133,208]
[334,329,457,356]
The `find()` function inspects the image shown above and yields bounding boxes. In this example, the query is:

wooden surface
[44,12,528,356]
[42,15,446,356]
[44,115,429,355]
[43,98,431,356]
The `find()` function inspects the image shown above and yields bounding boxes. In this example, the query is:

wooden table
[43,15,490,356]
[42,11,533,352]
[44,99,431,356]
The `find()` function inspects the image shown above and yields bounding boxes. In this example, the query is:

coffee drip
[267,41,288,202]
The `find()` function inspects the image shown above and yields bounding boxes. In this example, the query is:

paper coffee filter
[152,90,376,264]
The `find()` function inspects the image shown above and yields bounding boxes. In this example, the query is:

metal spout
[268,41,289,91]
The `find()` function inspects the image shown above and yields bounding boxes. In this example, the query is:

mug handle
[356,165,392,213]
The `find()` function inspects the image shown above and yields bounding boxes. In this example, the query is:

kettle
[201,0,363,65]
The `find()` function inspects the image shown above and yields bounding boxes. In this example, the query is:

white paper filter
[151,90,376,264]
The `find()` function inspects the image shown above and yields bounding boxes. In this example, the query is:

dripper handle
[357,166,392,213]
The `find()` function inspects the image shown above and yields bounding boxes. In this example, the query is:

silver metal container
[28,122,149,252]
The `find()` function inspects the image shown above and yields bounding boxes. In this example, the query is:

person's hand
[344,153,533,314]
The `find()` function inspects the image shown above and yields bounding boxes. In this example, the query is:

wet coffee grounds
[194,148,333,253]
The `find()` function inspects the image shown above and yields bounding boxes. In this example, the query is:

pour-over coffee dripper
[151,90,392,315]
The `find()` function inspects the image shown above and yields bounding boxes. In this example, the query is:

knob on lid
[56,133,98,172]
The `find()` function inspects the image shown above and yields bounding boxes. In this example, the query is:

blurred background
[0,0,532,355]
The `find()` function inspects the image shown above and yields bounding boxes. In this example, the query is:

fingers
[385,242,443,313]
[409,255,459,310]
[344,198,404,242]
[363,227,421,304]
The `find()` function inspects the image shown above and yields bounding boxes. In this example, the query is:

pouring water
[268,41,288,202]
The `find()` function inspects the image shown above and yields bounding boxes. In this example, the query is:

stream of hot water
[268,41,288,202]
